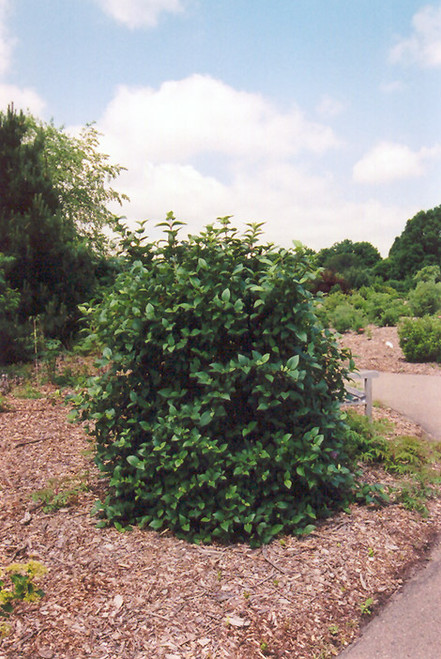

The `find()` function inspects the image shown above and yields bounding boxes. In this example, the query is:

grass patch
[345,409,441,514]
[12,384,43,399]
[31,471,91,512]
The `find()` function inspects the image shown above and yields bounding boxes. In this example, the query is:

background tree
[0,253,23,363]
[384,206,441,281]
[315,239,382,290]
[0,106,126,362]
[25,117,129,254]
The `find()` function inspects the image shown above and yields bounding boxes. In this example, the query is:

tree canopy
[315,239,382,290]
[316,239,381,270]
[0,106,126,363]
[386,206,441,280]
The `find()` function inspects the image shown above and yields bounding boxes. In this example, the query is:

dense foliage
[76,216,358,546]
[0,107,126,363]
[316,284,409,333]
[399,316,441,363]
[315,239,382,290]
[385,206,441,281]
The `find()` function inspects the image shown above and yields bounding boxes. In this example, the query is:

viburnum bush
[399,316,441,363]
[76,215,359,545]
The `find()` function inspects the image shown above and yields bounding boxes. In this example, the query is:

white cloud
[95,75,412,255]
[352,142,441,184]
[316,95,346,118]
[111,159,408,255]
[0,0,14,77]
[95,0,185,28]
[100,75,339,168]
[390,3,441,68]
[0,83,46,115]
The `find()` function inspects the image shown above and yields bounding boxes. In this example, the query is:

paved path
[339,372,441,658]
[373,372,441,440]
[339,538,441,658]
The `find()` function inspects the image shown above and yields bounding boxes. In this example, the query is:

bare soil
[1,334,441,659]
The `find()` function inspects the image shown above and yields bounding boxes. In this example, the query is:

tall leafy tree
[317,239,381,270]
[385,206,441,280]
[25,117,129,254]
[315,239,382,290]
[0,106,126,362]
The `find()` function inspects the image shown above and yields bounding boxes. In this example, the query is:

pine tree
[0,106,96,362]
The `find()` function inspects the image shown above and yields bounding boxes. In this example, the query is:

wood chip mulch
[1,341,441,658]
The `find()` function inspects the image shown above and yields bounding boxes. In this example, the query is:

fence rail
[345,370,379,419]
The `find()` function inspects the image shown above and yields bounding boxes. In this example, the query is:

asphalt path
[339,371,441,658]
[373,372,441,440]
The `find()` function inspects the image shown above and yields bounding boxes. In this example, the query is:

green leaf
[199,410,212,426]
[145,303,154,318]
[296,465,305,477]
[149,518,163,530]
[271,524,284,535]
[286,355,300,370]
[221,288,231,302]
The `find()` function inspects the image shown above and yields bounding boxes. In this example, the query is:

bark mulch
[1,342,441,658]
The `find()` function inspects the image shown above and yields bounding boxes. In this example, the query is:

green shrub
[413,265,441,285]
[376,299,409,327]
[408,281,441,317]
[327,303,367,333]
[317,285,409,332]
[398,316,441,362]
[75,215,359,546]
[362,290,406,326]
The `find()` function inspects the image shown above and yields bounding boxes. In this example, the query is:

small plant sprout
[0,560,47,620]
[260,641,269,655]
[31,472,90,512]
[360,597,374,616]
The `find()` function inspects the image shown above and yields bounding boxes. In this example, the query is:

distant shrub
[413,265,441,285]
[75,216,359,546]
[329,303,367,333]
[399,316,441,362]
[318,285,409,332]
[408,281,441,317]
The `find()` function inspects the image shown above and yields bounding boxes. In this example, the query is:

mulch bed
[1,387,441,658]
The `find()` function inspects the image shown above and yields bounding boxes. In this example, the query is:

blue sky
[1,0,441,254]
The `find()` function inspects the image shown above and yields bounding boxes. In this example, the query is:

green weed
[359,597,374,616]
[31,472,91,512]
[0,560,46,623]
[12,383,42,399]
